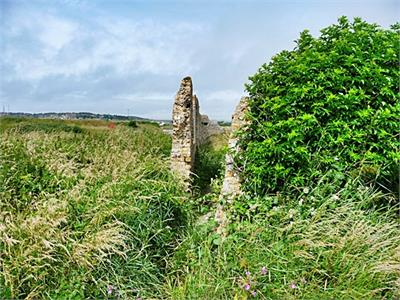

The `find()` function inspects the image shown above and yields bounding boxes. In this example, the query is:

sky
[0,0,398,120]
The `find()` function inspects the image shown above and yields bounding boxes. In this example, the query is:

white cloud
[114,92,174,102]
[2,9,205,81]
[203,89,244,103]
[38,15,78,51]
[199,89,245,120]
[2,0,397,120]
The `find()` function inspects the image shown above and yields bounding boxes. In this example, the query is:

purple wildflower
[107,285,113,295]
[244,283,251,290]
[245,271,251,276]
[251,290,257,297]
[260,266,267,275]
[290,282,297,289]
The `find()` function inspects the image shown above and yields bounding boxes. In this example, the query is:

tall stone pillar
[170,76,224,189]
[170,77,195,184]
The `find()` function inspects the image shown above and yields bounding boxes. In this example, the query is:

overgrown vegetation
[1,17,399,300]
[0,118,188,299]
[193,133,229,196]
[166,17,400,299]
[166,178,400,299]
[239,17,399,197]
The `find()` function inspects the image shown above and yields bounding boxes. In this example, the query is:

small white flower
[303,187,310,194]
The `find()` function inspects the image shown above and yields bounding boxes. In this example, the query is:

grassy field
[1,117,399,299]
[0,117,189,299]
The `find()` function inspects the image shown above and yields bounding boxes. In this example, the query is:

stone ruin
[215,96,249,235]
[170,76,223,185]
[170,76,249,235]
[220,96,249,200]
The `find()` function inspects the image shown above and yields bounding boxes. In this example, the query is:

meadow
[0,117,189,299]
[1,117,399,299]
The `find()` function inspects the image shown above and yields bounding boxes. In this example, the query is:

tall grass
[1,118,398,299]
[0,119,189,299]
[193,138,227,196]
[166,179,400,299]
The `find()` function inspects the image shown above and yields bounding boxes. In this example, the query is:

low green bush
[239,17,400,197]
[138,120,160,127]
[127,120,138,128]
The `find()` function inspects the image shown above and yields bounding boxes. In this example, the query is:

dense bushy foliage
[127,120,138,128]
[240,17,399,196]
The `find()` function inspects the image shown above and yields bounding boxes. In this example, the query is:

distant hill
[0,112,165,122]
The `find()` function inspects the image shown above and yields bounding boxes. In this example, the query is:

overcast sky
[0,0,398,120]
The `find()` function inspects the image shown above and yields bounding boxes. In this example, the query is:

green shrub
[239,17,400,196]
[138,120,160,127]
[71,125,83,133]
[127,120,138,128]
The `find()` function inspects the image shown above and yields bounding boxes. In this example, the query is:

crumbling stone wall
[170,77,195,182]
[198,115,224,145]
[192,94,201,150]
[215,96,249,235]
[220,96,249,199]
[170,77,223,185]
